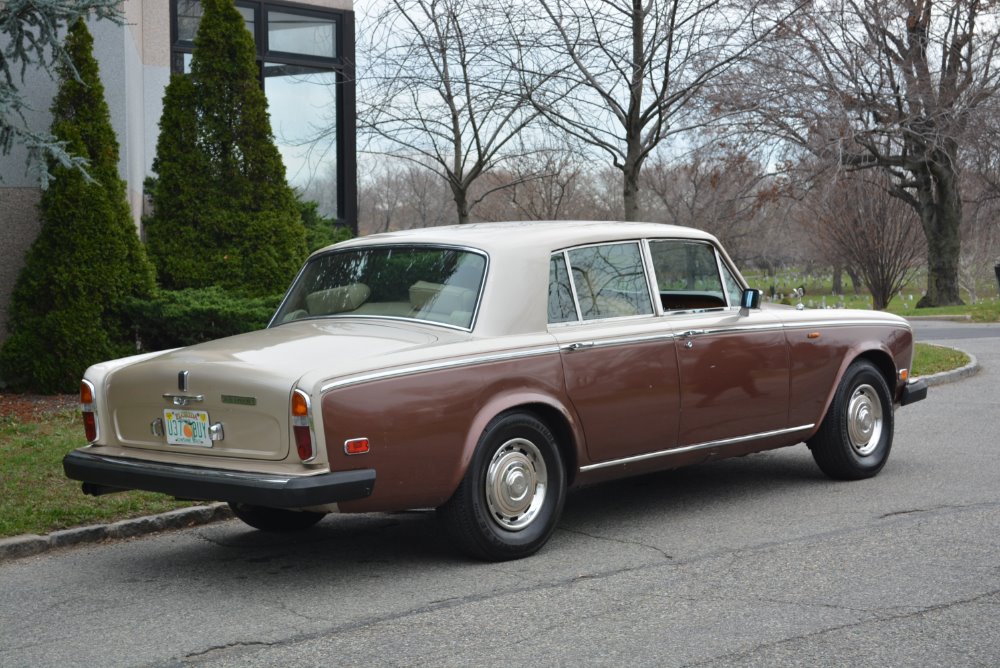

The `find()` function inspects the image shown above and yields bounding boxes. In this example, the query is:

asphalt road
[2,324,998,667]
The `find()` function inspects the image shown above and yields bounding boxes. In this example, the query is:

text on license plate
[163,409,212,447]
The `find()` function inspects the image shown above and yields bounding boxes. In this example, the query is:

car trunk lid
[105,320,453,460]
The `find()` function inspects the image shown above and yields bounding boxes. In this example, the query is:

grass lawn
[912,342,970,377]
[742,268,1000,322]
[0,410,195,538]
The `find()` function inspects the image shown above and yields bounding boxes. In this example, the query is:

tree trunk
[915,160,963,307]
[845,266,862,295]
[452,184,470,225]
[622,161,641,221]
[831,265,843,295]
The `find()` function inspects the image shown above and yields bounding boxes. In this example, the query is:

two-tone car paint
[65,221,924,558]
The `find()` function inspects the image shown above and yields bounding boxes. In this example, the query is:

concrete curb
[0,503,233,563]
[912,344,980,387]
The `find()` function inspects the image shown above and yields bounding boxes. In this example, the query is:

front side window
[649,240,727,312]
[273,246,486,330]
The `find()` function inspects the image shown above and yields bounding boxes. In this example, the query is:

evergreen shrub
[143,0,307,296]
[0,20,155,393]
[124,287,282,352]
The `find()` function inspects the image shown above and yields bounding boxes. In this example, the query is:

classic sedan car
[64,221,927,560]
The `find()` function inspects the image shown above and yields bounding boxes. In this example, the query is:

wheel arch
[808,344,898,441]
[450,393,584,496]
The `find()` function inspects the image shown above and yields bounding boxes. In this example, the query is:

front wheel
[808,360,894,480]
[440,411,566,561]
[228,503,326,532]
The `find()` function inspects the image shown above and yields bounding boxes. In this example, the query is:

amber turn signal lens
[292,390,309,417]
[80,379,97,442]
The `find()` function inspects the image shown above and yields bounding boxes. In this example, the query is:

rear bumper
[63,450,375,508]
[900,378,928,407]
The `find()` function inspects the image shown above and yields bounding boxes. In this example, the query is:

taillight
[81,380,98,443]
[291,389,316,462]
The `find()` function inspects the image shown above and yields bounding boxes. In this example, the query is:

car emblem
[178,370,189,392]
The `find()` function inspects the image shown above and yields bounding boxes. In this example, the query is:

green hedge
[124,287,282,352]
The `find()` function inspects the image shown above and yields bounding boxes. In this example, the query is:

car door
[548,242,681,464]
[648,239,790,447]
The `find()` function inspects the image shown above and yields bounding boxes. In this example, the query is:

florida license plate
[163,409,212,447]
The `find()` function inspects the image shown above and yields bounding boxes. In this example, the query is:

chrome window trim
[320,345,561,393]
[579,424,816,473]
[268,243,490,333]
[640,239,665,316]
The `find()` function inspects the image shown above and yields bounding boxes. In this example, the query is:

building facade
[0,0,356,340]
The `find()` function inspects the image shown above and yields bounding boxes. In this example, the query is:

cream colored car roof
[327,221,717,256]
[310,221,723,337]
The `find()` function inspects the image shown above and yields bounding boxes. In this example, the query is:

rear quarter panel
[320,351,584,512]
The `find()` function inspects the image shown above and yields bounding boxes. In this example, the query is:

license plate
[163,409,212,447]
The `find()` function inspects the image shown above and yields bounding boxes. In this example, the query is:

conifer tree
[0,19,155,393]
[144,0,307,295]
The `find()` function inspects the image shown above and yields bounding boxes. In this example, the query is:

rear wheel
[228,503,326,532]
[440,411,566,561]
[808,360,894,480]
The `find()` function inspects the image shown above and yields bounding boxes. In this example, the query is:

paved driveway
[1,324,998,667]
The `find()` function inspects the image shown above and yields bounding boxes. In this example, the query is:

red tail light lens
[80,380,98,443]
[291,389,316,462]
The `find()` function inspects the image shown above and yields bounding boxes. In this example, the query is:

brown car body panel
[324,352,587,512]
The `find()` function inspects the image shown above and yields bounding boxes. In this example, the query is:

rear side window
[549,242,654,323]
[548,255,578,323]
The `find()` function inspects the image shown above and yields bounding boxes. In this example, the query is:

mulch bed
[0,393,78,422]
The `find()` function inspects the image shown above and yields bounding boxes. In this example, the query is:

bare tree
[728,1,1000,306]
[518,0,798,221]
[357,158,454,235]
[358,0,538,224]
[643,144,785,261]
[805,174,926,310]
[472,149,601,221]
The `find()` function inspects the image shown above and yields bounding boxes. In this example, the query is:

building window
[169,0,356,229]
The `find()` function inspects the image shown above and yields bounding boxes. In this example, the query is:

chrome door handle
[680,329,707,338]
[565,342,595,352]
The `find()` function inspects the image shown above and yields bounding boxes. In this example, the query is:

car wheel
[440,411,566,561]
[228,503,326,532]
[808,359,894,480]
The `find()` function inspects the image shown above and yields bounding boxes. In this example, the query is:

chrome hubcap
[485,438,547,531]
[847,384,883,456]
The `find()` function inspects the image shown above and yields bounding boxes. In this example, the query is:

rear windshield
[271,245,487,330]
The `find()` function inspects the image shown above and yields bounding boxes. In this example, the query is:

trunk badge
[178,370,189,392]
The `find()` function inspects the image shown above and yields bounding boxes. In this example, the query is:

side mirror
[739,288,761,316]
